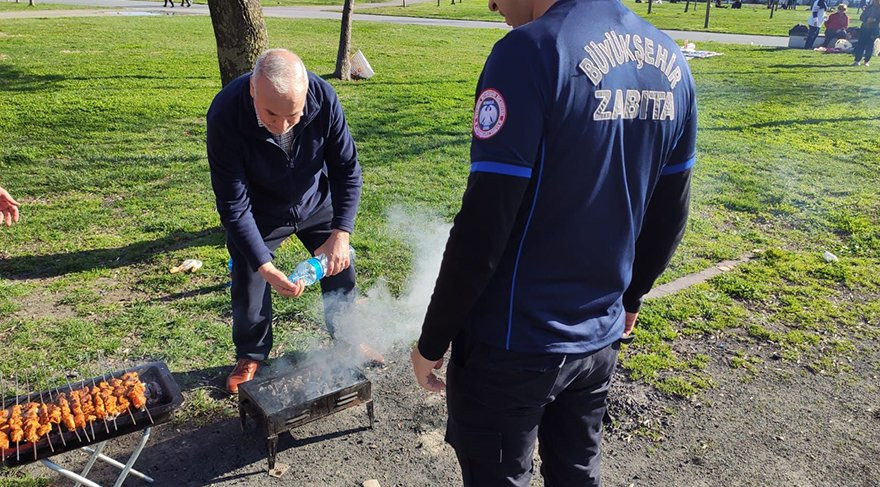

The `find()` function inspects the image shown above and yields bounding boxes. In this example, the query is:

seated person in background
[822,4,851,47]
[732,0,742,8]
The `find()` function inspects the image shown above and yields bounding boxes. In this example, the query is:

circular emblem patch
[473,89,507,140]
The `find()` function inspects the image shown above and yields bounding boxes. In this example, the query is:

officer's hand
[314,229,350,277]
[624,311,639,337]
[411,347,446,393]
[0,187,20,227]
[258,262,305,298]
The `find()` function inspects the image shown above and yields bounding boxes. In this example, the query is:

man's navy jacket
[206,72,362,271]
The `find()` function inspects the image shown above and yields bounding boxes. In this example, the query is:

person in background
[410,0,697,483]
[806,0,829,49]
[853,0,880,64]
[0,187,20,227]
[822,4,851,48]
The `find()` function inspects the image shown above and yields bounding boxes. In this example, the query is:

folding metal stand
[39,427,154,487]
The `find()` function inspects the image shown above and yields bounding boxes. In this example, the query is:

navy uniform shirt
[419,0,696,359]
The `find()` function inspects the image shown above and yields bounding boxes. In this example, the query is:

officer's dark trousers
[445,333,620,487]
[227,205,356,361]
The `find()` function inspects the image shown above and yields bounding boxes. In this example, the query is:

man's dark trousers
[821,28,847,47]
[445,333,620,487]
[805,25,821,49]
[227,204,356,361]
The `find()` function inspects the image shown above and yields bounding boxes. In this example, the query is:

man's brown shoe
[358,343,386,367]
[226,358,260,394]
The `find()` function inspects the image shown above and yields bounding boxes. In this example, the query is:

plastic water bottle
[288,246,356,286]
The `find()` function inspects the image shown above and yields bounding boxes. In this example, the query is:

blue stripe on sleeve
[661,157,696,176]
[471,161,533,179]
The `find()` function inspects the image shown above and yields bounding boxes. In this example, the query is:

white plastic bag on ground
[834,39,853,52]
[350,50,375,79]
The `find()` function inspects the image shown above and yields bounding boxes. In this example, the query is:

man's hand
[314,229,351,277]
[411,347,446,393]
[258,262,305,298]
[0,187,20,227]
[624,311,639,337]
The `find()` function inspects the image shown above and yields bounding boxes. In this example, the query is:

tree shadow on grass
[766,63,855,68]
[702,115,879,131]
[0,228,224,280]
[0,64,64,93]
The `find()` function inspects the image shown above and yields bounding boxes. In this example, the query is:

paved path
[1,0,790,46]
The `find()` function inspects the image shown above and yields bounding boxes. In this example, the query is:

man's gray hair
[253,48,307,95]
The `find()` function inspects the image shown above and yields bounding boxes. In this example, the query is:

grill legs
[266,435,278,471]
[367,400,374,429]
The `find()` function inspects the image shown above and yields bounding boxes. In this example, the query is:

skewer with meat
[74,386,97,439]
[56,391,82,442]
[22,402,40,445]
[67,390,88,433]
[37,393,57,453]
[121,373,148,410]
[91,381,110,434]
[46,388,67,447]
[0,408,9,451]
[96,379,120,431]
[8,405,24,444]
[110,378,136,424]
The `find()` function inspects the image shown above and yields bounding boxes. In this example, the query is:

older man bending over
[207,49,378,393]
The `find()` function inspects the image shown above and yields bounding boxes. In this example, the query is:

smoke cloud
[266,205,451,379]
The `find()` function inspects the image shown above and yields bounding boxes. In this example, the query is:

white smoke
[330,205,451,358]
[268,205,450,377]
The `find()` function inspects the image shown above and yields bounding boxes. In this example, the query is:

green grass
[0,2,92,11]
[364,0,861,37]
[0,14,877,413]
[141,0,347,6]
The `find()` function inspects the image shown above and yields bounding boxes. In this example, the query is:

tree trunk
[704,0,711,28]
[207,0,269,87]
[334,0,354,81]
[28,0,35,5]
[685,0,690,12]
[648,0,653,14]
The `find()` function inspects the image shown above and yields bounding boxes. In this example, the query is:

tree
[334,0,355,80]
[704,0,711,28]
[207,0,269,87]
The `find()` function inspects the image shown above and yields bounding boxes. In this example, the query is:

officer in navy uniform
[410,0,697,484]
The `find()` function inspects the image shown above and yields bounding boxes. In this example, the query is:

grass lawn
[139,0,348,6]
[364,0,861,37]
[0,13,877,430]
[0,2,93,10]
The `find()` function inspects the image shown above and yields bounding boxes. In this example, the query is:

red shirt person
[822,5,851,47]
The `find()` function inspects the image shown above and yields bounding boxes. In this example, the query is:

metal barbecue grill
[2,361,183,486]
[238,349,374,476]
